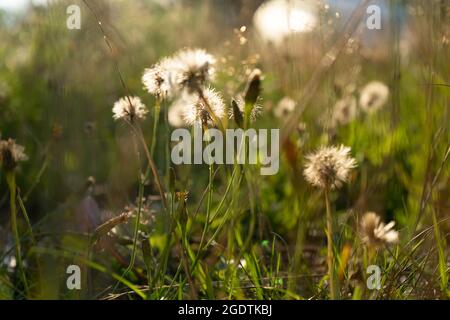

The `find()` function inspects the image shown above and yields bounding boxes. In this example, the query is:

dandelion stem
[150,100,161,156]
[128,170,145,274]
[133,123,168,211]
[17,191,42,293]
[6,172,29,295]
[197,89,225,133]
[112,129,147,294]
[324,188,337,300]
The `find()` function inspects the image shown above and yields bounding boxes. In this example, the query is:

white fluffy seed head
[303,145,357,189]
[182,88,225,127]
[274,96,296,118]
[360,212,399,247]
[142,57,178,100]
[332,96,357,126]
[359,81,389,113]
[171,48,216,93]
[112,96,148,122]
[168,99,187,127]
[0,138,28,171]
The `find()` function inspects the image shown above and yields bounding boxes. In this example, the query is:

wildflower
[229,95,262,123]
[332,96,357,126]
[359,81,389,113]
[182,88,225,127]
[304,145,357,300]
[303,145,357,189]
[172,48,216,93]
[361,212,399,246]
[112,96,148,122]
[168,99,187,127]
[0,138,28,172]
[142,58,177,100]
[274,96,296,118]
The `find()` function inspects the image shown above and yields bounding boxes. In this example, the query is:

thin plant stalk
[197,88,225,133]
[129,122,168,211]
[324,188,337,300]
[17,192,43,295]
[195,129,214,268]
[112,132,146,293]
[150,100,161,156]
[6,172,29,295]
[126,172,145,275]
[17,193,36,245]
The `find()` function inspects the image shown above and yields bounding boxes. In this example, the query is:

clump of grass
[0,138,29,295]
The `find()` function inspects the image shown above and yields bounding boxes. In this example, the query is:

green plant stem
[6,172,29,295]
[112,129,146,294]
[197,88,225,133]
[130,122,168,211]
[196,164,213,264]
[195,130,214,270]
[17,192,43,295]
[150,101,161,156]
[127,172,145,274]
[324,188,337,300]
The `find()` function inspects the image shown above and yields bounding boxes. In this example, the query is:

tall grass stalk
[6,172,29,295]
[431,210,449,297]
[129,121,168,211]
[324,188,337,299]
[150,100,161,156]
[125,170,145,276]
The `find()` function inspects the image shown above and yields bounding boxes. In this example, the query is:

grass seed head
[229,95,262,123]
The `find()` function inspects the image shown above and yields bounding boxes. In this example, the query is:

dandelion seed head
[172,48,216,93]
[274,96,296,118]
[112,96,148,122]
[303,145,357,189]
[142,58,178,99]
[361,212,399,246]
[0,138,28,171]
[182,88,225,127]
[332,96,357,126]
[168,99,187,127]
[359,81,389,113]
